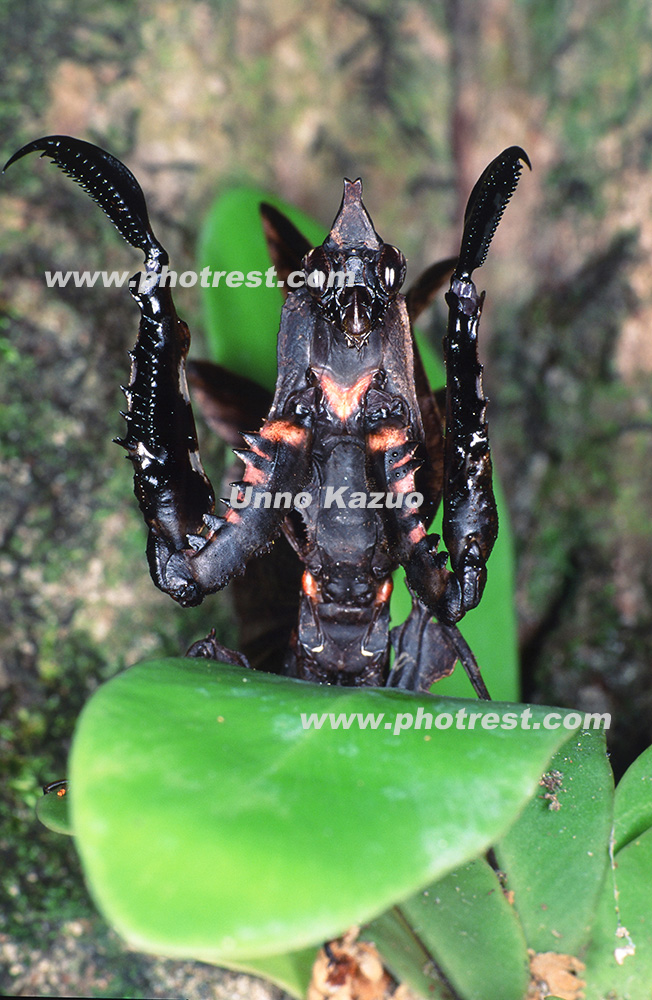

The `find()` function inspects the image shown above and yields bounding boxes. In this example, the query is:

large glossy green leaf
[69,658,579,963]
[494,729,613,955]
[398,857,530,1000]
[197,188,520,701]
[612,743,652,854]
[583,826,652,1000]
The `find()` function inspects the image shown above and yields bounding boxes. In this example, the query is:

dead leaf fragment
[527,949,586,1000]
[309,928,404,1000]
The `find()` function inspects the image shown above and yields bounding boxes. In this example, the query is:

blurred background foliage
[1,1,651,997]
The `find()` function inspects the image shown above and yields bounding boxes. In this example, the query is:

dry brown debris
[527,949,586,1000]
[308,928,414,1000]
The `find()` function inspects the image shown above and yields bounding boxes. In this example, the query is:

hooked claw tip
[505,145,532,172]
[3,137,64,173]
[3,148,26,173]
[2,135,166,266]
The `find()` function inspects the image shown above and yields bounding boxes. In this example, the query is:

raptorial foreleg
[390,147,530,626]
[4,136,217,558]
[5,136,313,610]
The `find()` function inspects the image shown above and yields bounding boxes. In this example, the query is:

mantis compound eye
[303,247,331,296]
[377,244,406,295]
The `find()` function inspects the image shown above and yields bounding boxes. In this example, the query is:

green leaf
[217,946,318,1000]
[397,857,529,1000]
[363,908,452,998]
[197,186,325,391]
[583,826,652,1000]
[69,658,579,962]
[612,743,652,854]
[35,782,72,836]
[494,729,613,955]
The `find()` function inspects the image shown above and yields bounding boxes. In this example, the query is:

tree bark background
[1,1,651,996]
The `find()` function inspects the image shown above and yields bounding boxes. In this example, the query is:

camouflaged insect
[5,137,529,697]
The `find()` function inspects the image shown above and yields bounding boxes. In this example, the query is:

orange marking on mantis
[260,420,308,446]
[243,462,267,485]
[302,570,320,600]
[376,578,393,603]
[320,372,373,422]
[390,470,416,493]
[408,524,426,544]
[225,507,241,524]
[367,425,408,452]
[394,450,413,468]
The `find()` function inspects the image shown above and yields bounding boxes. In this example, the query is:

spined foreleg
[6,136,312,609]
[401,269,497,625]
[366,149,529,696]
[161,414,313,606]
[123,284,314,608]
[5,137,217,556]
[382,148,529,624]
[415,148,530,624]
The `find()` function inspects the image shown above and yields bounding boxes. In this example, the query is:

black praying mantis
[5,137,528,698]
